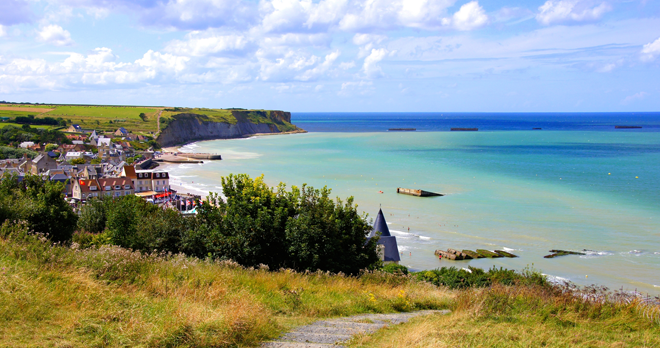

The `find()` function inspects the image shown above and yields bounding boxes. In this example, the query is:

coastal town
[0,122,200,212]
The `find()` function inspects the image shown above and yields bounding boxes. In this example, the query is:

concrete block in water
[476,249,501,258]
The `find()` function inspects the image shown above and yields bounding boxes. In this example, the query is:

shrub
[382,263,409,275]
[0,174,77,242]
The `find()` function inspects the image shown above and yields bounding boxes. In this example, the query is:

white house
[65,152,83,161]
[19,142,35,149]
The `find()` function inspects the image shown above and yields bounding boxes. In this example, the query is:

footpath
[261,310,450,348]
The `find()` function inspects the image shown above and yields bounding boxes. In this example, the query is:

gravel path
[261,310,450,348]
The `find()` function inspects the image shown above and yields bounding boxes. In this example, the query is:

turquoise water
[168,130,660,294]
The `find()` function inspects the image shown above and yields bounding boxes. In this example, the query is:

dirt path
[261,310,450,347]
[156,109,163,133]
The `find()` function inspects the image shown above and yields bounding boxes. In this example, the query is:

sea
[166,113,660,295]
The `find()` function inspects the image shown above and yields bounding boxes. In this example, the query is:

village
[0,123,199,212]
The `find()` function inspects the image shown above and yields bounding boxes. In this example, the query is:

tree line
[1,173,381,274]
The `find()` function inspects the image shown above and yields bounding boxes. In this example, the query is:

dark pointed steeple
[373,208,391,237]
[370,208,400,263]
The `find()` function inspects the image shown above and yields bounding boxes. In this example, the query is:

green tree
[77,197,108,234]
[90,158,101,164]
[45,144,58,152]
[0,174,78,242]
[138,113,147,121]
[70,158,86,165]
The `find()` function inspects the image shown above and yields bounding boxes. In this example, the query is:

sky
[0,0,659,112]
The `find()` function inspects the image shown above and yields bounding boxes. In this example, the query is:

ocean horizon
[166,112,660,295]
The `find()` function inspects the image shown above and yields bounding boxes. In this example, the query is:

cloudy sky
[1,0,659,112]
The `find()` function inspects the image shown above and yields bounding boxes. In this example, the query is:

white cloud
[339,61,355,70]
[0,47,192,93]
[0,25,6,37]
[450,1,488,31]
[37,25,74,46]
[363,48,388,78]
[621,92,648,105]
[165,31,251,57]
[536,0,612,25]
[641,37,660,62]
[297,50,340,81]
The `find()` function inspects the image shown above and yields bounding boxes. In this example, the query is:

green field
[0,110,45,118]
[0,104,297,136]
[0,122,57,130]
[1,104,161,133]
[160,108,237,125]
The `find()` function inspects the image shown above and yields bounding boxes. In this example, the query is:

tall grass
[350,282,660,347]
[0,222,451,347]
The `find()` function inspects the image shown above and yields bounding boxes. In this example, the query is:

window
[115,185,121,190]
[90,186,97,191]
[125,191,130,195]
[138,180,142,185]
[105,186,111,191]
[124,185,131,189]
[115,192,121,197]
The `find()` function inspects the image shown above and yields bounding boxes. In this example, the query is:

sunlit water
[165,113,660,294]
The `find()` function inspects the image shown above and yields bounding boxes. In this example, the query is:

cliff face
[156,111,294,147]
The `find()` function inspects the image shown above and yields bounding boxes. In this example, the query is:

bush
[415,266,549,290]
[382,263,409,275]
[0,174,78,242]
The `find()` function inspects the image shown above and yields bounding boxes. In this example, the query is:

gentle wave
[390,229,431,241]
[579,250,614,259]
[543,273,570,285]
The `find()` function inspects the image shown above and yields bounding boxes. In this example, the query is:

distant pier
[615,125,642,129]
[389,128,416,131]
[156,152,222,164]
[397,188,443,197]
[450,128,478,131]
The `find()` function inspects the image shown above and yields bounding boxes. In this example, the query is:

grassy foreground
[350,284,660,347]
[2,224,659,347]
[0,225,450,347]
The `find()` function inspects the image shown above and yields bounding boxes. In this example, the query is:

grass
[0,110,46,118]
[349,284,660,347]
[0,122,56,130]
[161,108,237,125]
[44,106,162,133]
[0,226,451,347]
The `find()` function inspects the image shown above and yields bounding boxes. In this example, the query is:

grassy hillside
[3,229,659,347]
[1,104,297,136]
[0,226,450,347]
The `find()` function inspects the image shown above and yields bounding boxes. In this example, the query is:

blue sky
[1,0,659,112]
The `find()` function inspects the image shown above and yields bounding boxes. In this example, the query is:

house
[97,137,112,148]
[47,151,59,159]
[19,141,35,149]
[72,140,85,145]
[114,127,129,137]
[72,179,101,200]
[28,143,44,152]
[61,144,86,152]
[88,130,99,142]
[98,177,134,197]
[79,165,102,180]
[67,124,83,133]
[65,152,83,161]
[369,209,401,265]
[136,135,146,142]
[31,153,58,175]
[131,170,170,193]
